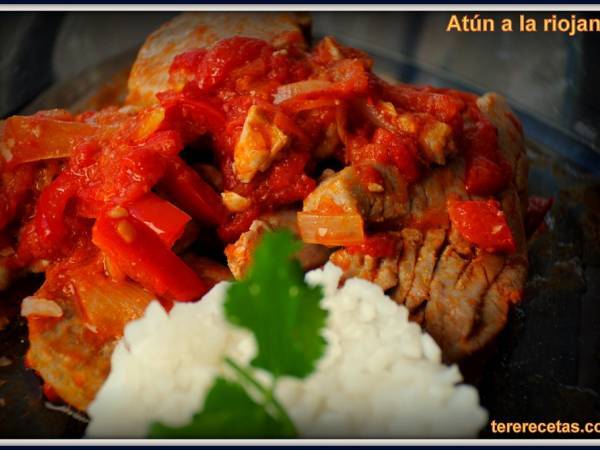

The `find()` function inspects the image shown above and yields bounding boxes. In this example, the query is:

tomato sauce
[346,233,399,258]
[0,34,522,344]
[0,29,534,412]
[447,198,516,253]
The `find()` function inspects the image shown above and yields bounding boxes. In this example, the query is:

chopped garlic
[0,142,12,162]
[221,191,251,213]
[117,220,136,243]
[367,182,384,193]
[108,206,128,219]
[321,36,343,61]
[21,297,63,318]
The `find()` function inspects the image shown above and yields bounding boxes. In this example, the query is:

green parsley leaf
[148,377,294,438]
[224,229,327,379]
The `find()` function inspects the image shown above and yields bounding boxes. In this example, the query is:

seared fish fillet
[127,12,309,106]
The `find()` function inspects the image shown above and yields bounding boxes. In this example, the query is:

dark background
[1,11,600,439]
[2,12,600,155]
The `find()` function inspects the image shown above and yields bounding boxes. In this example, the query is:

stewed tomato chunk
[447,198,516,254]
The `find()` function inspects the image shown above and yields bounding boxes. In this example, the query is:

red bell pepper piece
[128,192,191,247]
[159,157,227,226]
[447,198,516,254]
[92,214,208,301]
[35,173,77,248]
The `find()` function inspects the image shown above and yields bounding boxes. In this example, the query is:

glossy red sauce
[346,233,399,258]
[0,35,521,329]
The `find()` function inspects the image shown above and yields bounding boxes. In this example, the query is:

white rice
[86,263,487,438]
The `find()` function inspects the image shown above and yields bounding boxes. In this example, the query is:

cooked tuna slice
[393,228,423,304]
[26,297,115,411]
[406,161,466,228]
[127,13,309,106]
[303,163,409,223]
[25,256,162,409]
[328,93,528,362]
[403,228,447,313]
[420,96,528,362]
[225,209,331,279]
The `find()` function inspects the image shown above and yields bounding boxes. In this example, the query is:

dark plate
[1,34,600,439]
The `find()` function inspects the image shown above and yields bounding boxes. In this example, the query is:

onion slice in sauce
[356,98,399,134]
[297,212,365,247]
[273,79,333,105]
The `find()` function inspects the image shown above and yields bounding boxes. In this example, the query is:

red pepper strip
[159,157,227,226]
[35,173,77,248]
[128,192,191,247]
[447,198,516,254]
[92,214,208,301]
[525,196,553,238]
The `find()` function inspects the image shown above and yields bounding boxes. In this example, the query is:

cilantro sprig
[149,230,328,438]
[224,229,327,378]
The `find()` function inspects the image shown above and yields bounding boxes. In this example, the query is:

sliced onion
[297,212,365,247]
[356,98,406,137]
[21,296,63,318]
[273,79,333,105]
[336,107,349,147]
[72,270,155,339]
[2,116,97,166]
